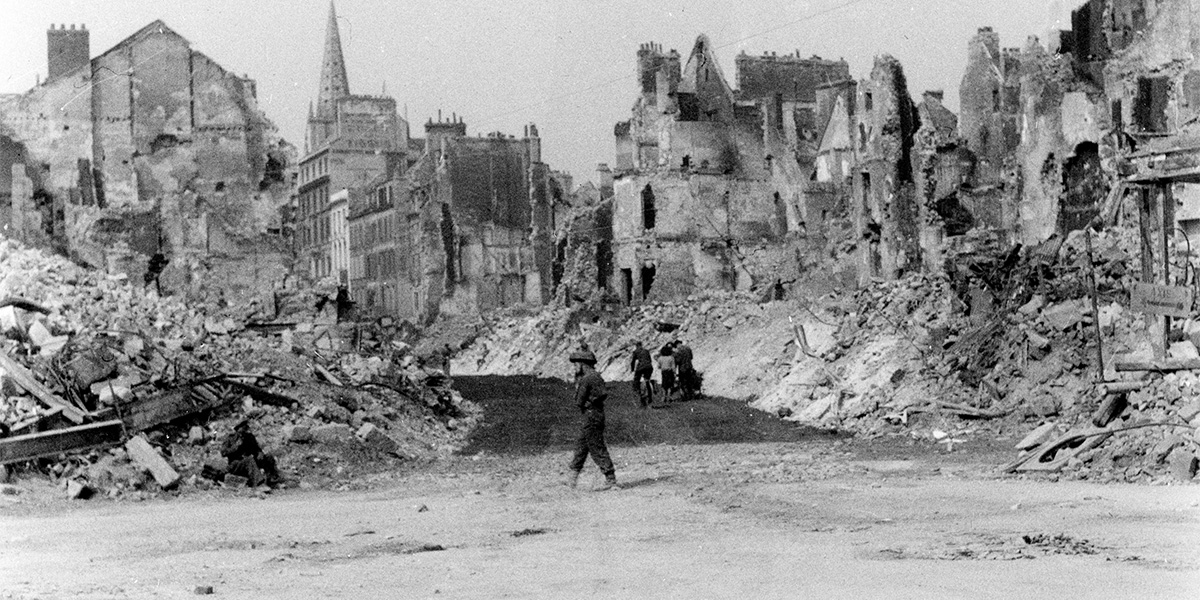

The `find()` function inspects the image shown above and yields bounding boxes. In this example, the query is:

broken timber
[1113,357,1200,372]
[0,348,85,423]
[0,419,124,464]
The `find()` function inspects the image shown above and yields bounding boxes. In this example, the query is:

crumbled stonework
[0,21,295,304]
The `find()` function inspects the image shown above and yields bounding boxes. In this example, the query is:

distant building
[608,36,849,302]
[850,55,920,283]
[349,116,551,323]
[0,21,294,302]
[294,3,407,282]
[329,188,350,285]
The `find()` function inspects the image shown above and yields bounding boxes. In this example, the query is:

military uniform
[567,352,616,489]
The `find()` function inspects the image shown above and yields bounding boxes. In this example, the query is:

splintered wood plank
[0,348,85,423]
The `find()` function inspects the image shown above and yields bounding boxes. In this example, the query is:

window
[1134,76,1169,133]
[641,185,656,230]
[640,265,656,300]
[864,91,873,111]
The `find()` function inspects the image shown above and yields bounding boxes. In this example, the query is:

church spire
[316,2,349,119]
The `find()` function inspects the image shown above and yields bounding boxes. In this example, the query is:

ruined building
[946,0,1198,248]
[608,37,849,302]
[0,22,295,301]
[850,56,921,282]
[348,117,551,323]
[294,3,408,284]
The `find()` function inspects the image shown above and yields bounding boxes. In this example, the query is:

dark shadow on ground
[455,375,838,456]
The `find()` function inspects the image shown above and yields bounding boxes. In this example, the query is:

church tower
[308,2,350,148]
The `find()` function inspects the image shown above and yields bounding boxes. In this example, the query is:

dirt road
[2,376,1198,599]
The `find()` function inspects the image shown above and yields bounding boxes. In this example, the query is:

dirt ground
[2,376,1198,599]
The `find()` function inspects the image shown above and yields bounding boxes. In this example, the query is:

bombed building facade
[0,21,294,302]
[345,116,552,324]
[607,36,850,303]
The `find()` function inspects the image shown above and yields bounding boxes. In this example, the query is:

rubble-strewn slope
[454,226,1200,484]
[0,236,478,499]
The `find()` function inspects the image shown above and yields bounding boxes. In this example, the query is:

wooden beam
[1097,381,1146,395]
[120,385,230,433]
[1114,357,1200,372]
[0,348,85,423]
[0,419,124,464]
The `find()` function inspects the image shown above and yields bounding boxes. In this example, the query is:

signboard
[1130,282,1194,317]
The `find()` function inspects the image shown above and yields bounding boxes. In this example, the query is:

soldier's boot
[595,472,618,491]
[565,470,580,489]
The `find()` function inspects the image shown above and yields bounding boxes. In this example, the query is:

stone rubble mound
[0,236,478,500]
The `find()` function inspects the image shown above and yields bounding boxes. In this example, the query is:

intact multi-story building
[294,3,407,282]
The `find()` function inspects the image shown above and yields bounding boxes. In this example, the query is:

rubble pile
[454,289,801,401]
[762,226,1200,483]
[0,236,478,499]
[457,222,1198,484]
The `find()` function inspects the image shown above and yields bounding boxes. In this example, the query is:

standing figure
[674,339,695,401]
[630,341,654,408]
[657,345,676,403]
[566,350,618,491]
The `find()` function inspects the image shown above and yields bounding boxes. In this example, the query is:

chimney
[47,23,90,83]
[597,163,613,199]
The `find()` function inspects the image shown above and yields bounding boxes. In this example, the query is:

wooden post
[1084,229,1105,379]
[1138,186,1166,358]
[1161,183,1174,349]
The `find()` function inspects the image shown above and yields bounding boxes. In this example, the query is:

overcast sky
[0,0,1077,186]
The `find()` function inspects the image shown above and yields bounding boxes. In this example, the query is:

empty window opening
[861,172,872,206]
[992,88,1001,111]
[1134,76,1170,133]
[681,155,690,169]
[934,194,976,236]
[641,184,657,230]
[621,268,634,304]
[440,203,457,288]
[864,91,873,111]
[1059,141,1105,233]
[595,239,612,290]
[640,265,656,300]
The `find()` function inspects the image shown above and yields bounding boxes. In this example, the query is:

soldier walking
[566,350,618,491]
[630,340,654,408]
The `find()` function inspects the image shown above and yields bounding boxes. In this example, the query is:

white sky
[0,0,1077,186]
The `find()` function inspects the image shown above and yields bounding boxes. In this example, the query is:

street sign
[1130,282,1194,317]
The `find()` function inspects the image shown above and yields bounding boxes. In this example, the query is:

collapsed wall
[0,21,295,306]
